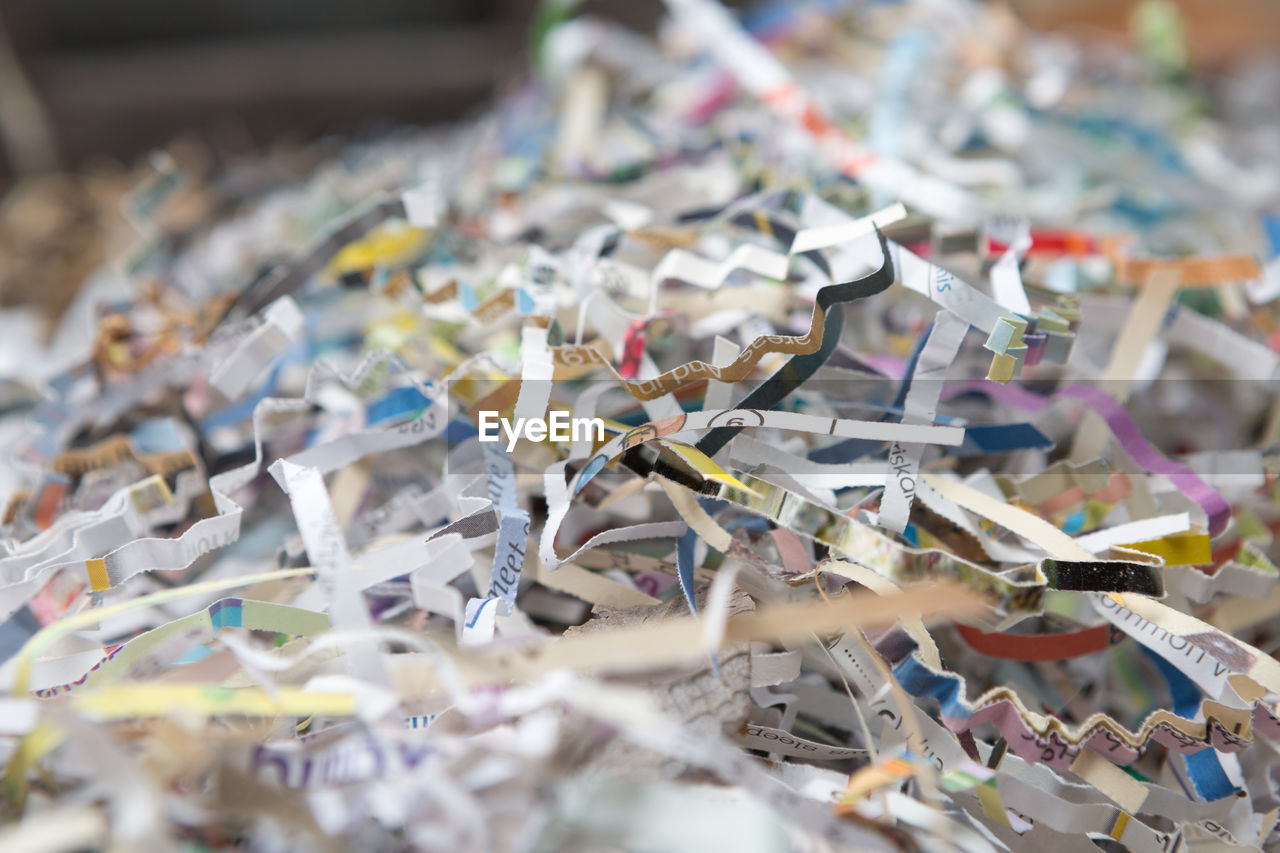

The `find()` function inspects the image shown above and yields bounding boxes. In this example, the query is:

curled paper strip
[552,225,898,401]
[713,473,1166,606]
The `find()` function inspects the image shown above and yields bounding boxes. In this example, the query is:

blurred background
[3,0,1279,181]
[0,0,544,181]
[0,0,1277,319]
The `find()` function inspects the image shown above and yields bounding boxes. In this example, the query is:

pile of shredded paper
[5,0,1280,850]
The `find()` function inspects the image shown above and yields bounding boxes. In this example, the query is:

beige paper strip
[391,582,985,696]
[1070,749,1149,814]
[1071,267,1181,463]
[534,558,661,609]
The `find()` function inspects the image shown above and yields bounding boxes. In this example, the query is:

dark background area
[0,0,677,185]
[1,0,1277,186]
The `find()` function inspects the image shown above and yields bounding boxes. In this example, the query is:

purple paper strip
[944,380,1230,537]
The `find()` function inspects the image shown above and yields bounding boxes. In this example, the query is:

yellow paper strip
[1121,532,1211,566]
[70,685,356,720]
